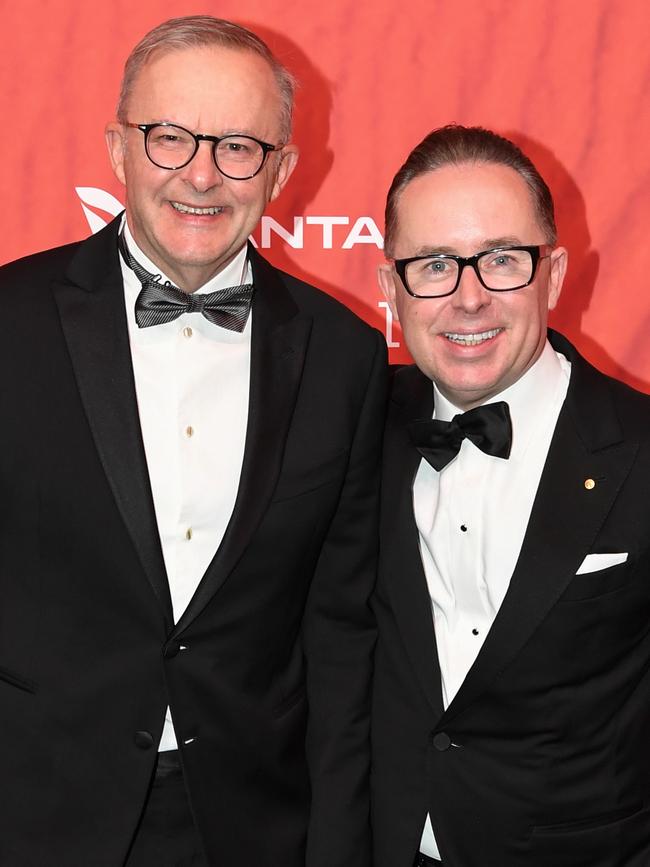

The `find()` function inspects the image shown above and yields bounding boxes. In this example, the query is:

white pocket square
[576,552,628,574]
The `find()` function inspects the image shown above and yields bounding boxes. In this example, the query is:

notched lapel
[382,367,445,719]
[444,345,638,723]
[173,251,312,632]
[52,221,173,623]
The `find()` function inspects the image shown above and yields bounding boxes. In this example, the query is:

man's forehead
[400,161,533,205]
[134,43,274,82]
[394,162,542,248]
[126,44,282,133]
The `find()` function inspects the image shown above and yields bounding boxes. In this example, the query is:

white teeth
[171,202,223,215]
[444,328,502,346]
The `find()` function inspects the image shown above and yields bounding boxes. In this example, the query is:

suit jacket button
[163,641,181,659]
[134,730,154,750]
[432,732,452,752]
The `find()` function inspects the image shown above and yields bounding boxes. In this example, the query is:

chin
[167,245,226,267]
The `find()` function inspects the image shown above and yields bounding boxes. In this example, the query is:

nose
[180,140,223,192]
[451,262,492,313]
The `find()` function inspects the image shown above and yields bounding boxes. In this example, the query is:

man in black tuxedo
[372,125,650,866]
[0,15,386,867]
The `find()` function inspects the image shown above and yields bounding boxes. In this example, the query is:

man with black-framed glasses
[0,14,386,867]
[372,124,650,866]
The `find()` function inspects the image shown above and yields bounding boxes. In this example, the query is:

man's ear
[105,122,127,186]
[377,262,399,320]
[547,246,568,310]
[269,144,299,202]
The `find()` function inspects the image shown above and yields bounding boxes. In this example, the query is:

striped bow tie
[118,230,254,331]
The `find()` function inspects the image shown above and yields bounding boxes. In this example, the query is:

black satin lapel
[52,238,172,624]
[382,367,445,718]
[443,403,637,724]
[173,253,312,632]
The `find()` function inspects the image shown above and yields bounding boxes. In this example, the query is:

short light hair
[116,15,296,141]
[384,124,557,257]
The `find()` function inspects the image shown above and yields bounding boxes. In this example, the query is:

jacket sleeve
[302,329,388,867]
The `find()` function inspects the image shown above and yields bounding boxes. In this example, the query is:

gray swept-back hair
[116,15,296,140]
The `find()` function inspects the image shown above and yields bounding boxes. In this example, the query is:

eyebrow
[410,237,525,257]
[151,119,264,138]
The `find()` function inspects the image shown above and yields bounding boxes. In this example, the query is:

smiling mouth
[170,202,224,215]
[444,328,503,346]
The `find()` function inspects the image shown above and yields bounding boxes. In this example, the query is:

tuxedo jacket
[372,330,650,867]
[0,217,387,867]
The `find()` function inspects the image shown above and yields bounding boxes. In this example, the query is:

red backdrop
[2,0,649,386]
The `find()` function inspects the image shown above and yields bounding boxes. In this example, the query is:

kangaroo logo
[76,187,124,233]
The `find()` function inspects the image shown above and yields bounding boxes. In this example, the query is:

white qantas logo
[75,187,385,249]
[75,187,124,232]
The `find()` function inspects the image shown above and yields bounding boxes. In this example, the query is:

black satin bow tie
[408,401,512,471]
[118,230,254,331]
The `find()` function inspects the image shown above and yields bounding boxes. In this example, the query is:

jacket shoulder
[0,239,85,287]
[602,370,650,431]
[551,329,650,442]
[390,363,429,401]
[282,268,379,335]
[251,247,379,336]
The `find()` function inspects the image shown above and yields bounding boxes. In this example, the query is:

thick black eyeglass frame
[394,245,553,298]
[125,122,283,179]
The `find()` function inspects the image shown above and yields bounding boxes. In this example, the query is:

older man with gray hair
[0,15,386,867]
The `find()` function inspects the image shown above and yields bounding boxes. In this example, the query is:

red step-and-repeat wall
[2,0,649,386]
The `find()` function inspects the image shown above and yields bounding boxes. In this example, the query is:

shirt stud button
[185,528,193,541]
[183,326,193,338]
[185,425,194,438]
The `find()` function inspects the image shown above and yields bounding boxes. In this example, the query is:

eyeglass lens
[405,249,536,297]
[145,124,266,177]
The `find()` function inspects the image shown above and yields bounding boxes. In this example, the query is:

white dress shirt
[415,341,571,859]
[119,221,252,751]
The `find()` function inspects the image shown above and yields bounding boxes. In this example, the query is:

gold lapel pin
[584,478,596,490]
